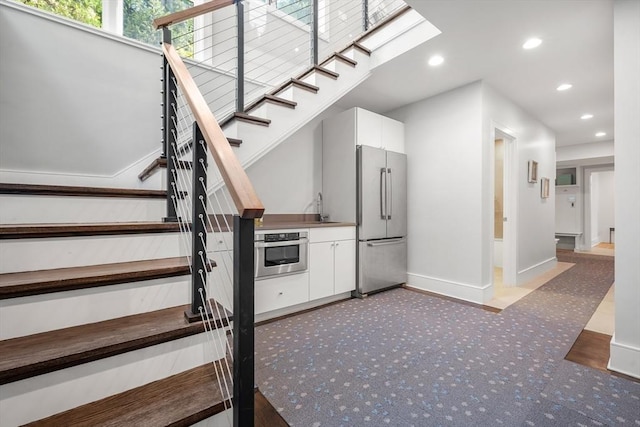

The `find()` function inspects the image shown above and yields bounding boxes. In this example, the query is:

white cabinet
[323,107,405,223]
[206,231,234,310]
[309,227,356,300]
[254,272,309,315]
[354,107,405,153]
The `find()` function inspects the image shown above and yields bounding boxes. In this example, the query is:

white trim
[608,335,640,379]
[1,0,161,55]
[580,164,615,251]
[406,273,492,305]
[516,256,557,284]
[254,292,351,323]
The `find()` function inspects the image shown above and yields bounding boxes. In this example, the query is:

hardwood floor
[565,329,639,383]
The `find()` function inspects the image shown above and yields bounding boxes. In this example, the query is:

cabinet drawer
[309,226,355,243]
[255,272,309,314]
[207,231,233,252]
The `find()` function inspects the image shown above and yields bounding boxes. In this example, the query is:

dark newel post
[186,123,208,320]
[362,0,369,31]
[233,215,255,427]
[312,0,319,65]
[236,0,245,113]
[163,26,179,222]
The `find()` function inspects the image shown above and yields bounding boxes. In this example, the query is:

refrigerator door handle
[367,238,406,247]
[380,167,387,220]
[387,168,392,220]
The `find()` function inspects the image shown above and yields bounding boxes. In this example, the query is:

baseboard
[608,335,640,379]
[517,257,557,285]
[406,273,491,304]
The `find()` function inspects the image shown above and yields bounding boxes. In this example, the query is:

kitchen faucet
[317,192,329,222]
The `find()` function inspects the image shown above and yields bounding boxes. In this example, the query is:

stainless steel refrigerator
[356,145,407,297]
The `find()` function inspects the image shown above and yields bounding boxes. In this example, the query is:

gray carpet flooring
[254,252,640,426]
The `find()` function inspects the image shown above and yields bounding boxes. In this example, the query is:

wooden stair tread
[298,65,339,80]
[138,157,193,181]
[0,302,229,385]
[25,362,232,426]
[323,52,357,67]
[0,221,183,239]
[0,256,212,299]
[245,94,298,114]
[220,112,271,128]
[351,41,372,56]
[26,369,287,427]
[0,183,167,198]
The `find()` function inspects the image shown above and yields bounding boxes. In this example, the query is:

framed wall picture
[541,177,550,198]
[528,160,538,183]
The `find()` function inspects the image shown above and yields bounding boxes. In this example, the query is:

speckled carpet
[254,252,640,426]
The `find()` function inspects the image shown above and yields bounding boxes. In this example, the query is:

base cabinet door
[333,240,356,294]
[309,242,335,300]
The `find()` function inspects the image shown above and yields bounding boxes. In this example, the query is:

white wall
[0,2,161,181]
[556,140,614,165]
[388,80,556,303]
[610,0,640,379]
[245,106,344,214]
[482,84,557,284]
[389,82,487,302]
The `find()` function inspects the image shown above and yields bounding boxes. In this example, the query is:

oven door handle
[255,238,308,248]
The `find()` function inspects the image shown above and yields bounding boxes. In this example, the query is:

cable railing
[153,1,408,425]
[158,0,407,119]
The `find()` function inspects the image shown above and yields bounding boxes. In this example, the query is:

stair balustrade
[153,1,406,425]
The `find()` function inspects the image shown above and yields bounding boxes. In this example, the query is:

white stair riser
[0,276,198,339]
[0,233,188,273]
[232,57,371,171]
[0,332,230,426]
[0,195,166,224]
[191,409,233,427]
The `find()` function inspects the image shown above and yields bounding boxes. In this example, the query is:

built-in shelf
[556,167,578,186]
[555,184,580,189]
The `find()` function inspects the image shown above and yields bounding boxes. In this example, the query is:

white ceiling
[338,0,614,147]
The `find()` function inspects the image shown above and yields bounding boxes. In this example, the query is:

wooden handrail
[153,0,234,29]
[162,43,264,219]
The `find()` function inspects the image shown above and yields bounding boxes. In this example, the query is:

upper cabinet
[354,107,405,153]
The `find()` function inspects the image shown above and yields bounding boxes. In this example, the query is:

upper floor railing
[155,0,406,120]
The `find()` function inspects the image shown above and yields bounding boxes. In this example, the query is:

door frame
[491,124,518,287]
[580,164,614,251]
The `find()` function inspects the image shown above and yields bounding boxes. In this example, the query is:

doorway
[492,128,516,288]
[582,166,615,254]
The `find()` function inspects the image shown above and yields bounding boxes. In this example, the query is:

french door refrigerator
[356,145,407,296]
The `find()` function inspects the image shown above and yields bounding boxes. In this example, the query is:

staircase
[0,1,438,425]
[139,3,436,185]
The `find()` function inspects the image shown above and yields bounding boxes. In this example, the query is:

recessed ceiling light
[581,114,594,120]
[428,55,444,66]
[523,38,542,49]
[595,132,606,137]
[557,83,573,91]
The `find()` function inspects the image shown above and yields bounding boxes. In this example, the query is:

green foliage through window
[17,0,194,56]
[275,0,312,25]
[17,0,102,28]
[124,0,194,56]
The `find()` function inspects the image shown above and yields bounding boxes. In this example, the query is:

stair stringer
[206,8,437,196]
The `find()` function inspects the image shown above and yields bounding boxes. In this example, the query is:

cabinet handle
[335,242,339,247]
[278,292,283,295]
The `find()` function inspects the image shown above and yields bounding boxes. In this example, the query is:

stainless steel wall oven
[255,231,308,278]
